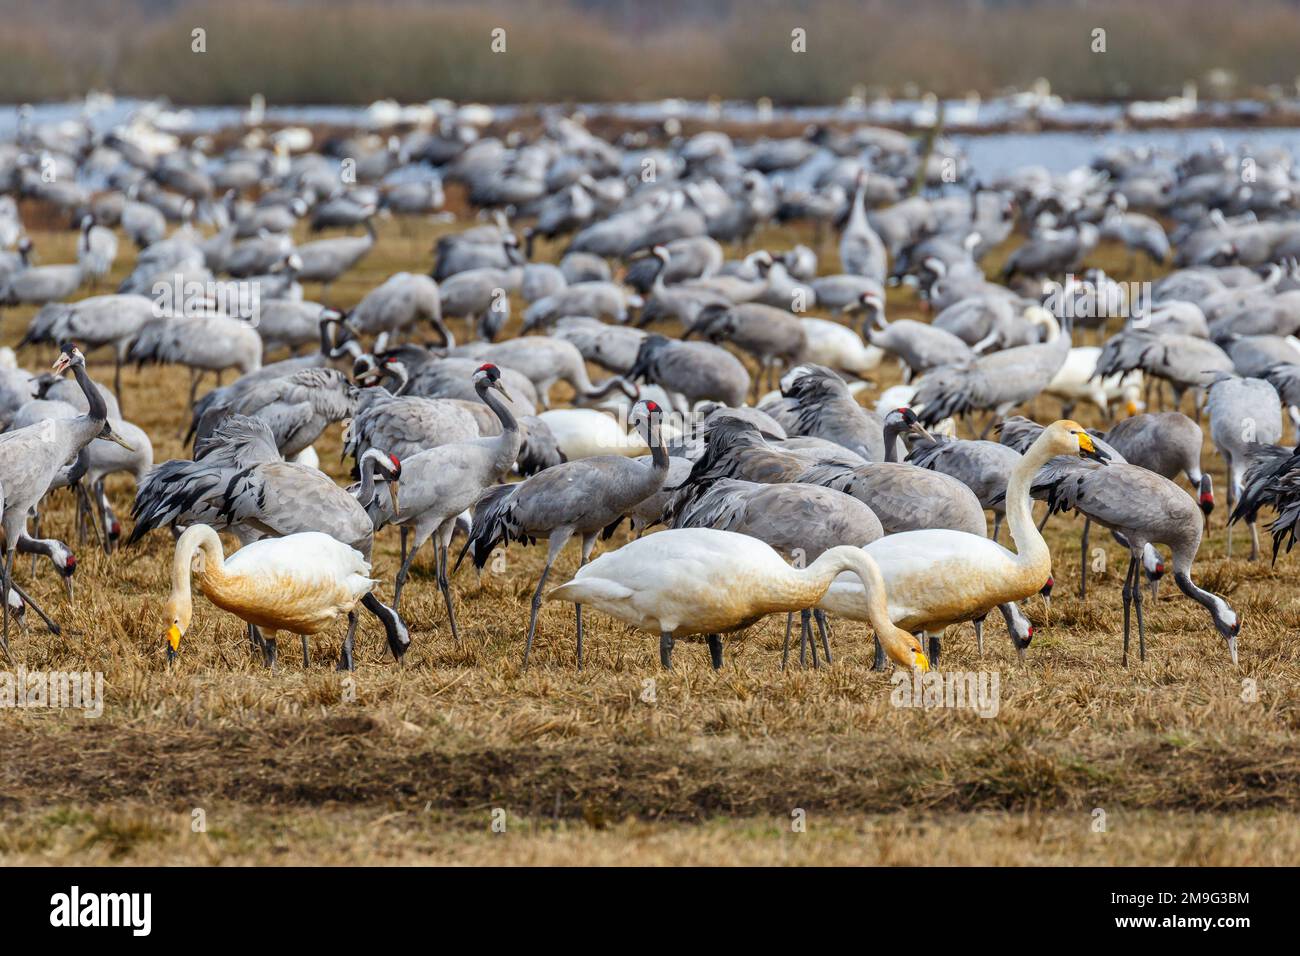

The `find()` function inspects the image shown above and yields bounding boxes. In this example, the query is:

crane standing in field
[459,399,670,669]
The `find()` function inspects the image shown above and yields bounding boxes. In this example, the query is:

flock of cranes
[4,94,1298,676]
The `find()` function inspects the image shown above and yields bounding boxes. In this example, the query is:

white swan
[164,525,376,667]
[820,420,1107,655]
[548,527,928,671]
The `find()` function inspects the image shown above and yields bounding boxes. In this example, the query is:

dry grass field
[1,204,1297,866]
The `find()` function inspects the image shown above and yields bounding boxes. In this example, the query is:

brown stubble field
[0,201,1297,866]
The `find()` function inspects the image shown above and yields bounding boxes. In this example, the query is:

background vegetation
[4,0,1300,105]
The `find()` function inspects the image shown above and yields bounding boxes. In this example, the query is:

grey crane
[129,314,264,407]
[0,345,130,648]
[187,316,357,445]
[906,429,1023,540]
[1229,443,1300,563]
[129,416,407,669]
[759,365,885,462]
[523,281,638,331]
[1102,412,1215,514]
[1094,328,1233,418]
[219,366,356,459]
[852,292,973,379]
[1001,223,1098,280]
[1206,374,1283,559]
[371,364,521,637]
[0,249,83,308]
[625,236,723,292]
[633,245,731,330]
[1028,458,1240,665]
[346,358,481,463]
[449,337,638,409]
[911,316,1071,433]
[20,293,156,398]
[438,267,516,342]
[346,272,451,345]
[458,399,669,668]
[686,302,807,397]
[552,317,647,375]
[294,219,376,299]
[628,334,751,412]
[840,172,888,282]
[77,215,118,287]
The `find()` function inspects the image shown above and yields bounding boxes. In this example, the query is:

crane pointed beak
[1226,633,1239,667]
[64,575,74,604]
[388,479,400,515]
[105,428,134,451]
[493,381,513,403]
[51,354,71,375]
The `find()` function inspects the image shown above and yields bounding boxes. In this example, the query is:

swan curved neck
[1004,435,1058,567]
[804,546,918,666]
[171,525,226,606]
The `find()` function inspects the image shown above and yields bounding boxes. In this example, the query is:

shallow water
[6,97,1300,179]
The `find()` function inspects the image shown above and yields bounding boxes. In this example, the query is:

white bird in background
[547,526,929,671]
[164,525,378,669]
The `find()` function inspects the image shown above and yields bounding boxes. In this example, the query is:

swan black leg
[707,634,723,670]
[300,635,310,667]
[871,634,887,671]
[927,633,942,667]
[973,615,985,655]
[781,612,794,670]
[814,609,832,664]
[659,631,674,669]
[337,611,358,671]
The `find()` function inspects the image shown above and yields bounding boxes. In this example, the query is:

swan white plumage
[164,525,376,666]
[799,317,883,377]
[547,526,929,671]
[1045,346,1143,418]
[820,420,1107,654]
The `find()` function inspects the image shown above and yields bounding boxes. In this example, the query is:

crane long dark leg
[393,526,418,611]
[435,532,460,643]
[659,631,674,669]
[1121,553,1136,666]
[814,609,832,664]
[707,634,723,670]
[6,579,59,636]
[523,532,571,669]
[1133,554,1148,663]
[574,533,597,670]
[1,548,14,656]
[1079,517,1091,600]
